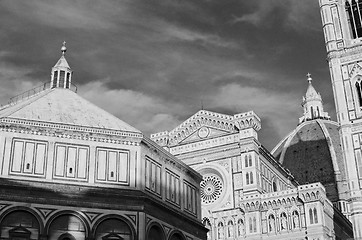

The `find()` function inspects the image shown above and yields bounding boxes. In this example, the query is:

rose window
[200,174,223,204]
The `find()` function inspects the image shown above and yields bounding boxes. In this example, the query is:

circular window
[200,174,223,204]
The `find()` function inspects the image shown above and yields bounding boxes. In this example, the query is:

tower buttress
[319,0,362,237]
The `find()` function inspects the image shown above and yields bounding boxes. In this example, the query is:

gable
[179,126,233,144]
[167,110,237,146]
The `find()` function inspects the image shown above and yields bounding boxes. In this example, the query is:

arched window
[253,217,257,232]
[346,0,362,38]
[248,155,252,167]
[313,208,318,224]
[310,106,314,119]
[245,155,248,167]
[280,213,287,230]
[66,72,71,88]
[309,208,314,224]
[292,211,300,229]
[217,222,224,239]
[53,71,58,88]
[268,215,275,232]
[246,173,249,185]
[59,71,65,88]
[249,217,253,232]
[356,81,362,106]
[203,218,211,240]
[272,181,277,192]
[237,219,244,236]
[250,172,253,184]
[227,220,233,238]
[316,106,320,117]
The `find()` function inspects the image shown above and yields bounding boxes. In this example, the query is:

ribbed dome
[272,119,346,203]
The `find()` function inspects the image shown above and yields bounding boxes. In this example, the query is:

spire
[50,41,73,89]
[299,73,330,124]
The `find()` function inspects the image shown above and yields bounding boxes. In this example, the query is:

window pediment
[349,63,362,79]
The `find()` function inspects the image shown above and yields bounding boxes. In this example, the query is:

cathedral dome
[272,119,345,202]
[272,74,347,204]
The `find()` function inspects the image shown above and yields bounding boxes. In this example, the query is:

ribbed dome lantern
[50,41,73,89]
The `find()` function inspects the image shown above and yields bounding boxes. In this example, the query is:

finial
[306,72,312,83]
[61,41,67,55]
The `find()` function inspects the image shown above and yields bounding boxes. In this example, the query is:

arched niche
[0,210,41,240]
[94,217,134,240]
[146,222,165,240]
[47,214,87,240]
[168,230,186,240]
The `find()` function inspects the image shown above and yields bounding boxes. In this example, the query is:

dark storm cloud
[0,0,332,150]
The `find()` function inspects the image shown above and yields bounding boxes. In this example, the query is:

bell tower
[319,0,362,237]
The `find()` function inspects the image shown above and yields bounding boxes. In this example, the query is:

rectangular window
[96,148,130,185]
[166,170,180,206]
[23,142,35,173]
[54,143,89,180]
[10,139,48,177]
[55,146,66,176]
[183,181,197,215]
[145,157,162,196]
[59,71,65,87]
[97,150,107,181]
[108,151,117,181]
[52,71,58,88]
[11,141,24,173]
[34,143,46,175]
[356,149,362,179]
[66,147,77,178]
[78,148,87,178]
[119,152,128,182]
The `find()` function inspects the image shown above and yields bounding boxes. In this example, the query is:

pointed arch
[309,208,314,224]
[227,220,234,238]
[236,219,244,236]
[356,81,362,106]
[313,208,318,223]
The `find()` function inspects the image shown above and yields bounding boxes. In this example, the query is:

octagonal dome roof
[272,119,346,202]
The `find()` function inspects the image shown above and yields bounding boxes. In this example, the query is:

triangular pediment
[179,126,233,144]
[349,63,362,78]
[168,110,237,145]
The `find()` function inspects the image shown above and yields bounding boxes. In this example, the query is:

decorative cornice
[0,118,142,146]
[1,117,142,138]
[142,137,203,182]
[327,44,362,63]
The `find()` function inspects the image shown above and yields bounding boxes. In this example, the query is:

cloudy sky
[0,0,333,150]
